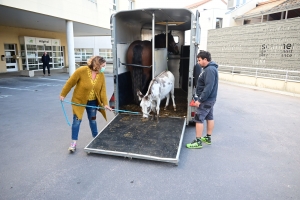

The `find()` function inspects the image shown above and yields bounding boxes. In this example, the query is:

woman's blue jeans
[71,100,98,140]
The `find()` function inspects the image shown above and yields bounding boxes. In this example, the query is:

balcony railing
[218,65,300,83]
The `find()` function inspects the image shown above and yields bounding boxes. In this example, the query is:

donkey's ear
[137,89,144,101]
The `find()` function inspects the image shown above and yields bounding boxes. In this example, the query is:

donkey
[137,71,176,122]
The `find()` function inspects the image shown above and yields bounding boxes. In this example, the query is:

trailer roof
[114,8,194,31]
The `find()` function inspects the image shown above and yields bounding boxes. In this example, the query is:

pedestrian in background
[186,51,219,149]
[41,52,51,76]
[59,56,112,152]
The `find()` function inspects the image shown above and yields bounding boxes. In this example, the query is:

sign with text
[36,37,52,46]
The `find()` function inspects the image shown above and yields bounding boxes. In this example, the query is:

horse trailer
[85,8,200,165]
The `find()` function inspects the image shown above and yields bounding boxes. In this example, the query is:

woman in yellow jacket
[60,56,112,152]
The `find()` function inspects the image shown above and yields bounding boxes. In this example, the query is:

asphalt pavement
[0,71,299,200]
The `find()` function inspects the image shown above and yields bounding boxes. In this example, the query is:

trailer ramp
[84,114,186,165]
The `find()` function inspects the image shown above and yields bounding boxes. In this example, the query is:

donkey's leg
[151,113,155,121]
[156,99,161,122]
[151,107,155,121]
[164,93,170,110]
[171,88,176,111]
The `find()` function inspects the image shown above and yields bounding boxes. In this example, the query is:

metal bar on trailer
[84,148,179,164]
[120,62,152,68]
[175,119,186,165]
[152,12,155,79]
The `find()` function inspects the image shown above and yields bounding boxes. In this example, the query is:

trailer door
[187,10,200,124]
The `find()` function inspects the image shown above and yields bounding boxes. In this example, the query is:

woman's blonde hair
[87,56,106,71]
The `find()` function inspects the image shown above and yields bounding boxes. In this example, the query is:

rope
[60,100,141,126]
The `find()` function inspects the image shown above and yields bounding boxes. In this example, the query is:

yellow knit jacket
[60,66,108,120]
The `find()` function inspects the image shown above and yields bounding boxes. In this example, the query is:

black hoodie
[195,61,218,103]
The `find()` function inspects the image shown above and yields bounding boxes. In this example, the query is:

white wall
[74,36,112,58]
[0,0,128,30]
[223,0,259,27]
[188,0,228,50]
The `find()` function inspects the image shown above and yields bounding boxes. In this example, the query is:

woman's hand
[104,105,112,111]
[59,96,65,101]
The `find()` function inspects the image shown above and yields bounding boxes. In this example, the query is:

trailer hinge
[192,21,197,29]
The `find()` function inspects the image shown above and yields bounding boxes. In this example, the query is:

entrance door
[4,44,18,72]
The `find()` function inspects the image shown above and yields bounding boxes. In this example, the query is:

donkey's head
[137,90,152,118]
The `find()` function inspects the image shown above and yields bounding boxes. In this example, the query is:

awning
[0,5,110,36]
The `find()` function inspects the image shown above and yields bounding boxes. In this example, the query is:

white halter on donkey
[137,71,176,122]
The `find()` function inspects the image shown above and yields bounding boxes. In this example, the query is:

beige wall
[220,73,300,95]
[0,25,67,73]
[208,18,300,71]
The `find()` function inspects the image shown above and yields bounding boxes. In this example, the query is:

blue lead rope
[60,101,72,126]
[60,100,140,126]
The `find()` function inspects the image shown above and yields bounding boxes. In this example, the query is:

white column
[66,20,75,76]
[93,36,97,56]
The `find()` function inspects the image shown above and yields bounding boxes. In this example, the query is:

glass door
[37,45,46,70]
[4,44,18,72]
[26,44,38,70]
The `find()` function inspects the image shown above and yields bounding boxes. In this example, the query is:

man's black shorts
[194,101,216,123]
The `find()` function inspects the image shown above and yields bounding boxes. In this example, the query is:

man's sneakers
[186,139,202,149]
[201,135,211,145]
[68,142,76,152]
[186,135,211,149]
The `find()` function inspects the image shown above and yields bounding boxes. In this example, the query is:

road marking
[39,77,67,82]
[25,84,63,88]
[0,95,12,98]
[0,86,35,91]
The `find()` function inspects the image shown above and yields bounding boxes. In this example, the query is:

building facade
[0,0,129,74]
[207,0,300,95]
[185,0,228,50]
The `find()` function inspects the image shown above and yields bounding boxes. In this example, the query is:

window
[75,48,93,62]
[216,18,223,29]
[99,49,113,62]
[287,8,300,19]
[269,12,282,21]
[112,0,116,10]
[129,0,135,10]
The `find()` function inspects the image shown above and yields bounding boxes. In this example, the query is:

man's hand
[59,96,65,101]
[195,101,201,107]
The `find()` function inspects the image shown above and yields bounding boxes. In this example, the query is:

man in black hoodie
[186,51,218,149]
